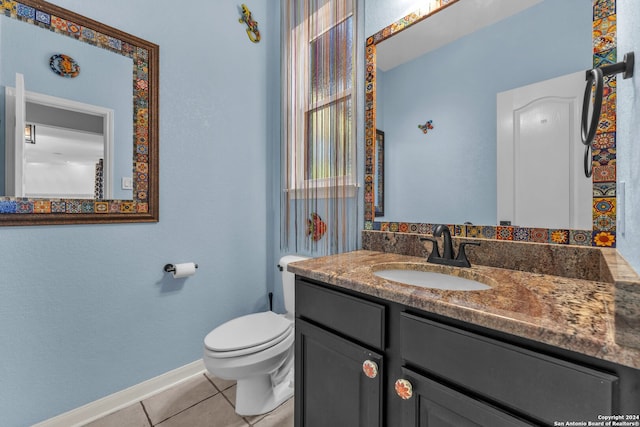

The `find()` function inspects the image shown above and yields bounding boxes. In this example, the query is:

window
[285,0,356,193]
[281,0,358,254]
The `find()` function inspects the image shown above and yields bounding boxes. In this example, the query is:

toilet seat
[204,311,293,358]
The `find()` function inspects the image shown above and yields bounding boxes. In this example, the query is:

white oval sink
[374,269,491,291]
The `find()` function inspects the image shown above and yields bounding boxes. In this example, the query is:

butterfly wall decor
[418,120,434,134]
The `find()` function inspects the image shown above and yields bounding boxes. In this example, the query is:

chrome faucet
[420,224,480,268]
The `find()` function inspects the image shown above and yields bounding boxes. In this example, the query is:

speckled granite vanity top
[288,248,640,370]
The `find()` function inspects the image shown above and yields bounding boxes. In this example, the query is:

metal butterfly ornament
[418,120,434,134]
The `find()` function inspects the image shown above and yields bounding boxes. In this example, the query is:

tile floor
[83,373,294,427]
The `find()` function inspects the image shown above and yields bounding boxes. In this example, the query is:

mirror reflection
[372,0,592,228]
[0,0,158,225]
[23,104,106,199]
[1,13,132,199]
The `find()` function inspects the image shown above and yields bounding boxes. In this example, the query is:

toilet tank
[278,255,309,316]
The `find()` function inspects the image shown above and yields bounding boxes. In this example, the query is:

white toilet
[203,255,308,416]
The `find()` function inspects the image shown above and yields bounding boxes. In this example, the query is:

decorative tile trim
[0,1,151,216]
[366,221,595,246]
[363,0,617,247]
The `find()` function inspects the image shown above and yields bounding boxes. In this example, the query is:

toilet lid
[204,311,292,352]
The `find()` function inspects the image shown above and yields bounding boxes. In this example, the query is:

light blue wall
[617,0,640,271]
[0,1,279,425]
[372,0,591,224]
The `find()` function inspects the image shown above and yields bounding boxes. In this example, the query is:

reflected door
[497,71,591,230]
[4,73,26,196]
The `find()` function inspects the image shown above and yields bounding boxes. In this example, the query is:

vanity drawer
[400,313,618,424]
[296,279,385,350]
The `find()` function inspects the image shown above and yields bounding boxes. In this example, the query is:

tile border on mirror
[0,0,157,223]
[363,0,618,247]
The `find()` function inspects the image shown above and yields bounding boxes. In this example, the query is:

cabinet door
[400,313,617,423]
[396,368,534,427]
[295,318,383,427]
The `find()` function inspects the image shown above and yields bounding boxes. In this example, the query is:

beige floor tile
[83,403,150,427]
[252,399,294,427]
[156,393,248,427]
[142,374,218,425]
[222,384,237,406]
[206,372,236,391]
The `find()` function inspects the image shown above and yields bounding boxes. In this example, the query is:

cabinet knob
[395,379,413,400]
[362,360,378,378]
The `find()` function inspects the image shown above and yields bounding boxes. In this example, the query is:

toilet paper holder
[164,263,199,273]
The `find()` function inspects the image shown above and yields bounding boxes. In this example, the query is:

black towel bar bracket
[581,52,634,178]
[585,51,634,80]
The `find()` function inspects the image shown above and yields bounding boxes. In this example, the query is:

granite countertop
[287,249,640,370]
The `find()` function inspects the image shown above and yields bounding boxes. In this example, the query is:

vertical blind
[281,0,358,255]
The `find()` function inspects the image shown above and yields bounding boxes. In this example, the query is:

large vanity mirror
[0,0,158,225]
[364,0,617,246]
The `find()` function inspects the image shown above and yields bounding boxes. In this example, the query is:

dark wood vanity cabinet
[295,278,385,427]
[400,313,618,425]
[295,319,383,426]
[295,277,640,427]
[397,367,532,426]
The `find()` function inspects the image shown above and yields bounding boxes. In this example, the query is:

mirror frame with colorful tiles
[363,0,617,247]
[0,0,158,226]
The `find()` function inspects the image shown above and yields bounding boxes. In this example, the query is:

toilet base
[203,328,295,416]
[234,367,294,416]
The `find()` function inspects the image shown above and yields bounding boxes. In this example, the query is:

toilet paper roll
[172,262,197,278]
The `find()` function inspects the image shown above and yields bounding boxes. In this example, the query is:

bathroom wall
[617,0,640,271]
[0,1,279,425]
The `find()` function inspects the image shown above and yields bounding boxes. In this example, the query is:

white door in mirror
[497,71,591,230]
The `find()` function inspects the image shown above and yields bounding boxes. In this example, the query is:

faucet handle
[455,241,481,268]
[420,237,441,260]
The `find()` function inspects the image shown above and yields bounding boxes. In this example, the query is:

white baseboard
[32,360,206,427]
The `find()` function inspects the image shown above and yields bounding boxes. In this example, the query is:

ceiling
[24,124,104,165]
